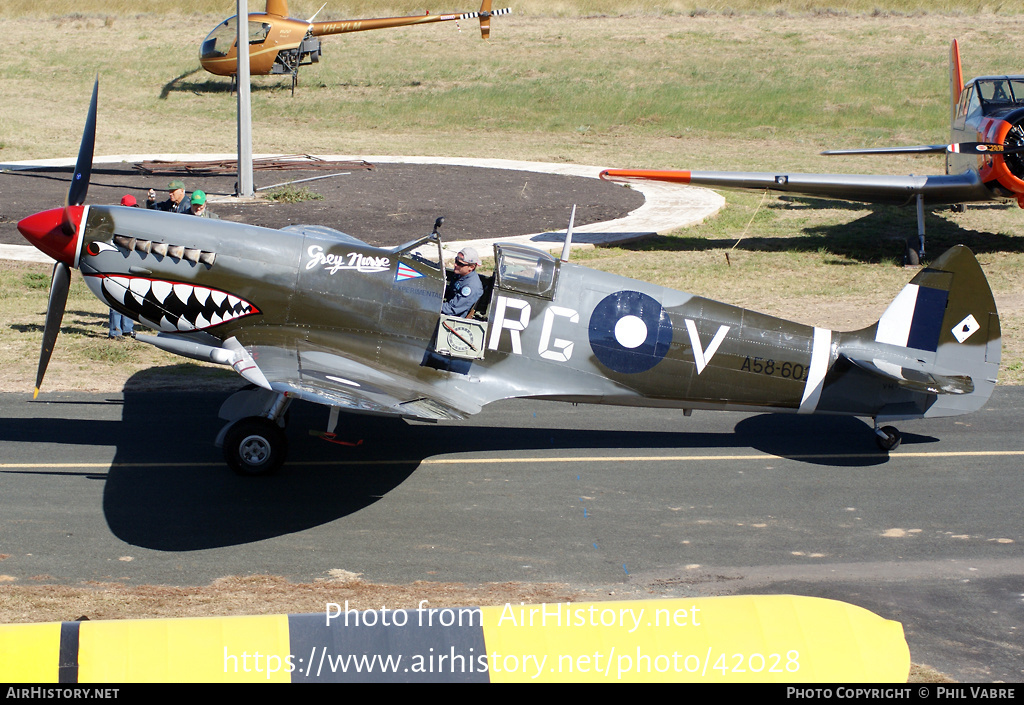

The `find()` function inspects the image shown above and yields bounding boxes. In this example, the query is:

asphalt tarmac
[1,385,1021,681]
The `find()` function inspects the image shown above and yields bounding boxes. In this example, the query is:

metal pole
[236,0,255,197]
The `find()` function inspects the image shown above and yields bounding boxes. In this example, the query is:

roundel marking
[588,290,673,373]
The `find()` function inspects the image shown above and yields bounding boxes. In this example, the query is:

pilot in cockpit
[442,247,484,318]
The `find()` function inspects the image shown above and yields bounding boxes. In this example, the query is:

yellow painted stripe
[0,622,61,682]
[479,596,909,683]
[78,614,290,683]
[2,448,1024,471]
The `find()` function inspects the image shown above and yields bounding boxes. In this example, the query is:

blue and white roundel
[588,291,673,373]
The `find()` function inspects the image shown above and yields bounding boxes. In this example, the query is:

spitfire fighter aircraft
[200,0,509,90]
[18,83,1001,474]
[601,40,1024,264]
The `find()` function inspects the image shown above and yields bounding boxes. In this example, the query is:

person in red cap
[109,195,140,338]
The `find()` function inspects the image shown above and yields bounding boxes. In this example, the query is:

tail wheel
[224,417,288,476]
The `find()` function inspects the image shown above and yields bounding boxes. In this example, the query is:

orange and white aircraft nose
[17,206,84,267]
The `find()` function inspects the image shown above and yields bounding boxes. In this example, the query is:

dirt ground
[0,162,644,248]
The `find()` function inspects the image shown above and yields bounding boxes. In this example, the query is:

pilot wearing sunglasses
[442,247,484,317]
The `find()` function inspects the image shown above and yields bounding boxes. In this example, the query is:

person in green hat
[146,179,190,214]
[187,189,218,219]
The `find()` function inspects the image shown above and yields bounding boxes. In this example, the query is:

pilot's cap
[458,247,481,265]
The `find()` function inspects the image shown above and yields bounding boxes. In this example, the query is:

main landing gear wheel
[875,425,902,452]
[223,417,288,476]
[903,240,920,267]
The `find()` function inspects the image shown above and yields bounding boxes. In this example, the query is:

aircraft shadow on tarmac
[1,367,928,551]
[4,372,937,551]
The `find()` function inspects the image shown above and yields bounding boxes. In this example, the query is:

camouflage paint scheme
[65,205,999,447]
[17,79,1001,474]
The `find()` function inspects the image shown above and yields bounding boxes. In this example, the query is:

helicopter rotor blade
[34,262,71,399]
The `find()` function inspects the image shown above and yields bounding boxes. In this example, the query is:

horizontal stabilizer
[841,354,974,395]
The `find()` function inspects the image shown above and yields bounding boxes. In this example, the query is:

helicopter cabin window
[201,17,271,59]
[494,245,559,300]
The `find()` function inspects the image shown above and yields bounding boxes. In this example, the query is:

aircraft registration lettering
[320,21,363,33]
[488,296,531,355]
[306,246,390,274]
[539,306,580,362]
[684,320,730,375]
[740,357,808,380]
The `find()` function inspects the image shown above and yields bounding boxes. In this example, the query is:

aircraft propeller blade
[34,262,71,399]
[34,78,97,396]
[823,141,1024,156]
[63,78,98,234]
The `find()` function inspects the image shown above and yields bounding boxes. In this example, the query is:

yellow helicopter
[200,0,509,90]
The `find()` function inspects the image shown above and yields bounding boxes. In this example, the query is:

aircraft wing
[262,344,482,422]
[599,168,996,206]
[137,332,481,421]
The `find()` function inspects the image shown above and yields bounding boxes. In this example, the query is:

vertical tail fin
[855,245,1000,416]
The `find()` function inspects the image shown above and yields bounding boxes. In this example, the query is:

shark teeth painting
[86,274,261,333]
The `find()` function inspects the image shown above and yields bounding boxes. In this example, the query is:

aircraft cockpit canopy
[977,79,1024,108]
[959,78,1024,120]
[495,245,560,300]
[201,16,273,59]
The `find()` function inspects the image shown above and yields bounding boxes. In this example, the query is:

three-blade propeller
[33,78,98,398]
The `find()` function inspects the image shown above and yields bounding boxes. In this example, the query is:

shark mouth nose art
[87,274,260,332]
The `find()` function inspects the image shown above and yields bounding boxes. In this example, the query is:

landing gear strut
[904,193,926,266]
[874,423,902,452]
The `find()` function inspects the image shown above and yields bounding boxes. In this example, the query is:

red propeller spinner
[16,206,85,268]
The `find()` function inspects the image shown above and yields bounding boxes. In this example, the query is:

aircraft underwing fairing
[601,40,1024,263]
[18,82,1002,475]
